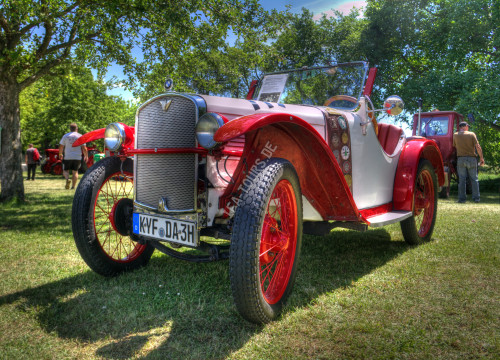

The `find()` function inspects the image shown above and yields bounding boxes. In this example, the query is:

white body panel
[302,196,323,221]
[201,95,327,140]
[341,101,403,210]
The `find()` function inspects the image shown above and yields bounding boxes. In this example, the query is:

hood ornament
[164,78,174,91]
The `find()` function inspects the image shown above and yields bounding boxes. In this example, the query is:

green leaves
[362,0,499,167]
[20,65,135,150]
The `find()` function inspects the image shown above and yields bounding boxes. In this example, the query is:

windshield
[255,62,368,110]
[420,116,449,136]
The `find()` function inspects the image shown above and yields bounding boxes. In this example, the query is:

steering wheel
[324,95,378,135]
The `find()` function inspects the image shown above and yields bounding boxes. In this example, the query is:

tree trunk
[0,78,24,202]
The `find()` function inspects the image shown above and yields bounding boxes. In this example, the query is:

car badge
[158,197,169,212]
[164,78,174,91]
[159,99,172,112]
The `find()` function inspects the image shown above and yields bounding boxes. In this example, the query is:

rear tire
[230,158,302,324]
[401,159,438,245]
[72,156,154,276]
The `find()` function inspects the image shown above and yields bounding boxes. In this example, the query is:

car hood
[200,95,327,128]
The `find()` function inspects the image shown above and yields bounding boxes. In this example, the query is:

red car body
[412,111,464,197]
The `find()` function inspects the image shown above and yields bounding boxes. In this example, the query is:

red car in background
[412,111,466,198]
[40,145,102,175]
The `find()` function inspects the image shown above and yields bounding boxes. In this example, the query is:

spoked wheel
[230,158,302,324]
[401,159,438,245]
[72,156,154,276]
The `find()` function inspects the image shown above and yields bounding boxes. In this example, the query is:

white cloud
[312,0,367,19]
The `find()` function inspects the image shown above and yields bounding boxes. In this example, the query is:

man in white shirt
[59,123,88,189]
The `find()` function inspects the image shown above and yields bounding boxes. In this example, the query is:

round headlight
[196,113,226,150]
[104,123,125,152]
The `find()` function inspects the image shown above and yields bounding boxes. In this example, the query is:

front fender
[214,113,362,221]
[73,128,105,147]
[393,138,445,211]
[73,124,135,149]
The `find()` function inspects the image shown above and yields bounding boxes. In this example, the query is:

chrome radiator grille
[134,95,202,211]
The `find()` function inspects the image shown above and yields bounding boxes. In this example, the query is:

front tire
[230,158,302,324]
[401,159,438,245]
[72,156,154,276]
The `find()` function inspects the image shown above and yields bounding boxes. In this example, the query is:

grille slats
[135,95,201,211]
[137,96,197,148]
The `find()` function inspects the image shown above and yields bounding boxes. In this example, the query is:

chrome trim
[134,201,197,215]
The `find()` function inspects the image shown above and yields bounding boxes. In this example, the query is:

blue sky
[106,1,367,100]
[261,0,366,16]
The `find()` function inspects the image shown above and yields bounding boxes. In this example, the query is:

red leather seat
[377,123,403,155]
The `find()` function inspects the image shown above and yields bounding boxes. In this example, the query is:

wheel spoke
[413,169,435,237]
[259,178,298,305]
[93,171,146,263]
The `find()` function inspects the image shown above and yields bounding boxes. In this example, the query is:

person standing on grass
[59,123,88,190]
[453,121,485,203]
[25,143,40,181]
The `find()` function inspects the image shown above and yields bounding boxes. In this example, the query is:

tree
[362,0,499,166]
[20,65,135,150]
[0,0,269,202]
[265,8,367,71]
[135,7,286,101]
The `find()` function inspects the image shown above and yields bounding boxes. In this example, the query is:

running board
[367,211,413,228]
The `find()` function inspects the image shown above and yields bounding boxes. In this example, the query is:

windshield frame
[254,61,369,110]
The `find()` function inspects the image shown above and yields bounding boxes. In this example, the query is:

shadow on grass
[0,193,74,233]
[0,228,409,359]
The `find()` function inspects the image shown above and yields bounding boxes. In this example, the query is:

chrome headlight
[104,123,126,152]
[196,113,225,150]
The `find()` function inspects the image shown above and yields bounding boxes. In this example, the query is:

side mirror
[384,95,404,116]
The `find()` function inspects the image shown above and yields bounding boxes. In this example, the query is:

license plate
[133,213,198,247]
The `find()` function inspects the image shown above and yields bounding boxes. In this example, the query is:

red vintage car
[412,111,464,198]
[72,62,444,324]
[40,145,102,175]
[40,149,63,175]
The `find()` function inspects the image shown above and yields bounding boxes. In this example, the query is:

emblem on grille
[164,78,174,91]
[158,197,169,212]
[159,99,172,112]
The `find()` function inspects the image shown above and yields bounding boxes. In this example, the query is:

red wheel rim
[259,179,298,304]
[93,172,147,262]
[413,169,435,237]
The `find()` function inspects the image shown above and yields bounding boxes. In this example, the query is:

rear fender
[393,139,445,211]
[214,113,362,221]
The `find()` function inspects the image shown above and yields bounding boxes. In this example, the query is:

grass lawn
[0,171,499,359]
